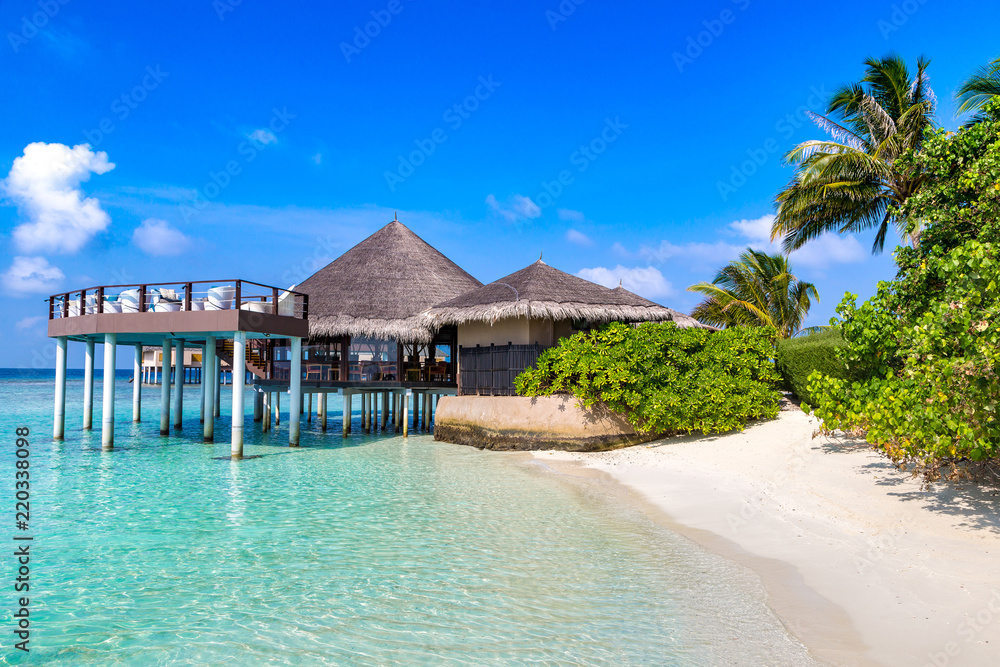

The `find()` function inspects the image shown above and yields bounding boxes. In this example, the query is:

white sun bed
[206,285,235,310]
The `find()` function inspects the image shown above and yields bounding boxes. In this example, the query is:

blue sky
[1,0,998,368]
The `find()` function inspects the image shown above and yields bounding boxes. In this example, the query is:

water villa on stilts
[45,216,706,457]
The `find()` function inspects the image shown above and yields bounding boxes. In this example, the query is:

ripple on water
[0,377,821,665]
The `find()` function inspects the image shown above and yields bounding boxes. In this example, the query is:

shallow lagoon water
[0,370,821,665]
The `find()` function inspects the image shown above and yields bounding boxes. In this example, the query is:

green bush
[514,322,782,435]
[807,103,1000,469]
[774,329,857,405]
[809,241,1000,464]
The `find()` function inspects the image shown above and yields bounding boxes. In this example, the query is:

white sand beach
[532,403,1000,667]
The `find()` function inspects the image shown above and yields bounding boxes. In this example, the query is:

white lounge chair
[277,284,297,316]
[120,288,141,313]
[240,301,274,314]
[207,285,235,310]
[190,298,207,311]
[104,294,122,313]
[85,293,98,314]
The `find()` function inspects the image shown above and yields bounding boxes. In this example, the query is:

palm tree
[957,56,1000,125]
[770,54,936,254]
[688,249,819,339]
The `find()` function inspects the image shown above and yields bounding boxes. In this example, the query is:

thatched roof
[421,260,709,328]
[297,220,482,343]
[608,286,712,329]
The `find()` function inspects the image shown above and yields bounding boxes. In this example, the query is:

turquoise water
[0,370,820,665]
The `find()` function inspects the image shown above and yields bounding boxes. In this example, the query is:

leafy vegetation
[770,54,936,253]
[774,329,858,406]
[688,249,818,338]
[514,322,782,436]
[806,101,1000,473]
[957,55,1000,126]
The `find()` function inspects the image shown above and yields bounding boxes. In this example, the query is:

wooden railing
[47,280,309,321]
[458,343,542,396]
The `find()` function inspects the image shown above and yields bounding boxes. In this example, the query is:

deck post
[253,390,263,422]
[307,393,312,422]
[203,336,216,442]
[83,338,95,430]
[320,392,328,432]
[413,392,420,431]
[363,392,370,433]
[341,390,350,436]
[381,391,389,431]
[160,338,172,434]
[289,336,301,447]
[213,355,221,418]
[393,393,401,432]
[231,331,246,458]
[101,333,117,450]
[423,392,431,432]
[275,391,280,426]
[199,345,206,424]
[263,392,271,432]
[53,336,67,440]
[173,339,185,430]
[133,344,142,422]
[402,389,410,438]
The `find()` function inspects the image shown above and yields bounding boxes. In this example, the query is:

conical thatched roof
[297,220,482,343]
[422,260,708,328]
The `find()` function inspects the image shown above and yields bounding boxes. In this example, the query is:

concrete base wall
[434,395,659,451]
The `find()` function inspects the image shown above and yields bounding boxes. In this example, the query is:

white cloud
[132,218,193,256]
[486,193,542,222]
[565,229,593,246]
[15,316,45,331]
[2,256,65,295]
[635,213,866,272]
[558,208,585,222]
[4,142,115,254]
[577,265,675,299]
[249,128,277,145]
[639,239,742,266]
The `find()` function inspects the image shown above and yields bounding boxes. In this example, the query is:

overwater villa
[46,217,705,457]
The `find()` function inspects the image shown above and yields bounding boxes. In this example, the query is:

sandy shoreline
[530,404,1000,667]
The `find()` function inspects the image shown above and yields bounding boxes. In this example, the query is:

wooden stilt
[320,393,328,432]
[381,391,389,431]
[402,390,410,438]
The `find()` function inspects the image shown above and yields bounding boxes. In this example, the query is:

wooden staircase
[217,339,268,379]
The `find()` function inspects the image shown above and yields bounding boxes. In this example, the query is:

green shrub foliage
[514,322,782,435]
[808,102,1000,465]
[774,329,858,405]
